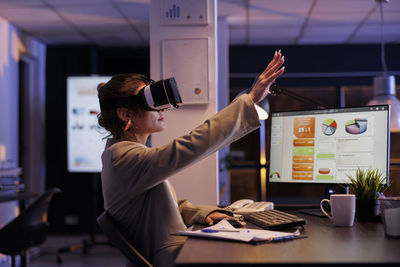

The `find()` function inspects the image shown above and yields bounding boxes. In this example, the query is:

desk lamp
[269,83,329,110]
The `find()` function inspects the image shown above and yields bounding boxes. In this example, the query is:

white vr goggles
[100,77,183,111]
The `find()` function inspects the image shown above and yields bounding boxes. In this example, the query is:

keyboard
[244,209,307,230]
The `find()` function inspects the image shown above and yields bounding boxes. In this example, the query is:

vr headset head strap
[99,94,143,110]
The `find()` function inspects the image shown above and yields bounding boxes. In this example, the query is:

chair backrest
[97,211,153,267]
[0,187,62,254]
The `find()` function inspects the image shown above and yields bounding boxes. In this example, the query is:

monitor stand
[268,196,322,209]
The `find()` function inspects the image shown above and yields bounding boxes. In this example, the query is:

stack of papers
[179,219,301,243]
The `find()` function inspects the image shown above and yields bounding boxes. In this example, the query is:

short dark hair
[97,73,152,139]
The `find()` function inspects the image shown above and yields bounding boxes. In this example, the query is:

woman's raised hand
[248,50,285,104]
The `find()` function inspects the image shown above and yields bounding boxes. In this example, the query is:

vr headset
[100,77,182,111]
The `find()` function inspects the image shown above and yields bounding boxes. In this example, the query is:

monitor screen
[268,105,390,185]
[67,76,111,173]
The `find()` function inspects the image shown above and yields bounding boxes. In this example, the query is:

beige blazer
[101,94,261,266]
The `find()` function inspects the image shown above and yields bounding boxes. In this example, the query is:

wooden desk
[175,212,400,266]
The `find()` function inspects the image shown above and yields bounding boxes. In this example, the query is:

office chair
[97,210,153,267]
[0,187,62,267]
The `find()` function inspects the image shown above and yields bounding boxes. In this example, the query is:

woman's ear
[116,108,130,122]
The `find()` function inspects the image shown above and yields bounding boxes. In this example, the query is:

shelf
[0,167,22,178]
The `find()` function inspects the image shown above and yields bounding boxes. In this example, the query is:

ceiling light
[367,0,400,132]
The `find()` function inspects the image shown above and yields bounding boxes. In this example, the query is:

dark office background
[45,44,400,232]
[45,46,150,232]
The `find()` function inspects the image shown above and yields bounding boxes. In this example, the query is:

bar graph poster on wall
[67,76,110,173]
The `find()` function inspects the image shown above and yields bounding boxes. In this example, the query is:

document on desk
[179,219,301,243]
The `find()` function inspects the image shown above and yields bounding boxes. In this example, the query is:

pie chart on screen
[345,118,367,134]
[321,119,337,136]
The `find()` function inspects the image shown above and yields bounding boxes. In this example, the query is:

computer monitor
[267,105,390,205]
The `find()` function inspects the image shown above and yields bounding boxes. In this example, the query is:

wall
[0,17,20,168]
[229,44,400,89]
[150,0,221,205]
[0,17,20,242]
[0,15,46,264]
[45,46,150,232]
[0,15,46,218]
[217,16,230,205]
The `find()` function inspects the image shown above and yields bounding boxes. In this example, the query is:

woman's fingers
[248,50,285,104]
[270,66,285,83]
[206,217,213,225]
[260,53,285,82]
[259,65,285,87]
[205,212,240,225]
[266,49,282,69]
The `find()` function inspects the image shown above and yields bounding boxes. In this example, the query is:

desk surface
[176,211,400,266]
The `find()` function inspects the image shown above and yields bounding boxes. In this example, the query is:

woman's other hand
[248,50,285,104]
[205,212,240,226]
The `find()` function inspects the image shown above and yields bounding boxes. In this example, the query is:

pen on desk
[201,229,240,233]
[271,235,308,242]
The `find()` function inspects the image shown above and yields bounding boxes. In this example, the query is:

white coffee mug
[320,194,356,227]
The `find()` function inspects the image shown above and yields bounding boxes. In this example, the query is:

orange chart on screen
[292,117,315,180]
[294,117,315,138]
[293,139,314,146]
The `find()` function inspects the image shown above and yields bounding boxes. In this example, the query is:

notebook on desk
[179,219,301,243]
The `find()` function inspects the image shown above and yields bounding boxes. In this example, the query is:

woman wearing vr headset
[98,50,284,267]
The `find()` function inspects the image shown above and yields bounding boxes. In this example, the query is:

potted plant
[345,167,389,222]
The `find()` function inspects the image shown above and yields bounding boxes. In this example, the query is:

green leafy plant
[345,167,388,200]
